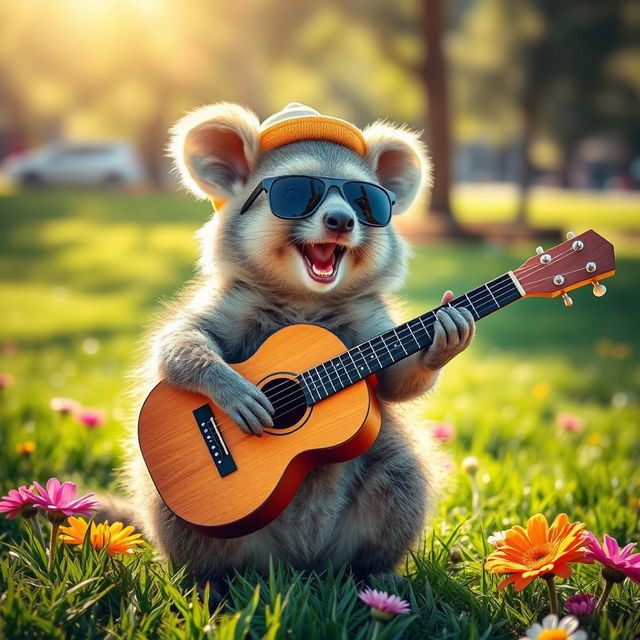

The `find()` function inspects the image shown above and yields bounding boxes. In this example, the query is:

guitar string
[203,246,598,431]
[208,251,590,429]
[276,245,582,404]
[520,265,605,288]
[203,279,521,431]
[509,245,578,277]
[211,244,580,417]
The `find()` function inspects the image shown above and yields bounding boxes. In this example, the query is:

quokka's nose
[323,211,355,233]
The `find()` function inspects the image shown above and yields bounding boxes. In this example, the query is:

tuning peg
[592,281,607,297]
[562,292,573,308]
[566,231,576,240]
[536,246,544,255]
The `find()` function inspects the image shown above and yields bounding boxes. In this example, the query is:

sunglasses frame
[239,174,396,227]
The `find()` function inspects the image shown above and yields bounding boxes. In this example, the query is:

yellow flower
[15,441,36,455]
[485,513,589,591]
[59,516,143,556]
[532,382,550,400]
[586,433,602,447]
[610,343,632,359]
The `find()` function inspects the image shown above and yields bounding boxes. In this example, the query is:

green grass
[0,191,639,639]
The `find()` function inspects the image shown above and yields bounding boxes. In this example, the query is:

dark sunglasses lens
[343,182,392,226]
[269,177,326,218]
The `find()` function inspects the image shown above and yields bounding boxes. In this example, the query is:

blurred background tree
[0,0,638,231]
[451,0,640,223]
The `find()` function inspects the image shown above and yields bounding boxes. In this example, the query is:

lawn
[0,191,638,639]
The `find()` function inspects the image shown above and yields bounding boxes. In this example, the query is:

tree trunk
[558,142,574,188]
[420,0,461,234]
[515,98,536,224]
[139,91,169,189]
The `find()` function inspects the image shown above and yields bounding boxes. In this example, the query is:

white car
[0,141,147,188]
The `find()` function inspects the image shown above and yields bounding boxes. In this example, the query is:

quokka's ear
[362,121,432,214]
[169,102,261,201]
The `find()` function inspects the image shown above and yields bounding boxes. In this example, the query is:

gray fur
[108,114,474,587]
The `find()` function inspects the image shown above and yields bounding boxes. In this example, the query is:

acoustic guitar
[138,229,615,537]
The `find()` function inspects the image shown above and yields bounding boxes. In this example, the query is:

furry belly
[256,461,359,568]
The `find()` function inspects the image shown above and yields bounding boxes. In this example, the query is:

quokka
[98,102,474,597]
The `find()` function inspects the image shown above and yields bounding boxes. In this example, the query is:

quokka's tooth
[311,264,334,277]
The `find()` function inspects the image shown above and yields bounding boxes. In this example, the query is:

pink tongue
[305,244,336,270]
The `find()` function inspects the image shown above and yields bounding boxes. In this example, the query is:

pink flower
[0,372,14,388]
[50,397,81,415]
[565,593,596,617]
[557,413,583,433]
[430,421,455,442]
[74,407,106,428]
[3,341,18,356]
[0,485,38,519]
[24,477,99,522]
[358,588,410,621]
[584,532,640,584]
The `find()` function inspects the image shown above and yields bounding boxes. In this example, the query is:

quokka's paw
[421,306,475,371]
[204,363,274,436]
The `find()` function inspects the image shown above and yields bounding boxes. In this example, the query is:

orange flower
[59,516,143,556]
[485,513,589,591]
[15,441,36,455]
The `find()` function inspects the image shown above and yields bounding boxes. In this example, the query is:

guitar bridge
[193,404,237,477]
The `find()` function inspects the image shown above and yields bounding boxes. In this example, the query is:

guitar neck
[299,271,524,405]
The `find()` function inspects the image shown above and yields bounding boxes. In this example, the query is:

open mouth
[297,243,347,283]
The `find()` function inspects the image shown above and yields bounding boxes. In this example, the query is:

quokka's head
[169,102,431,300]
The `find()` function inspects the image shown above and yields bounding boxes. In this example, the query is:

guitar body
[138,324,381,538]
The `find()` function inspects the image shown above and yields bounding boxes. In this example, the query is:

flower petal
[603,534,620,558]
[558,615,578,633]
[527,514,550,546]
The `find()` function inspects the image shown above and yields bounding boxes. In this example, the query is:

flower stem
[371,621,382,640]
[32,516,46,550]
[470,476,480,512]
[596,578,614,614]
[48,522,60,571]
[544,575,558,616]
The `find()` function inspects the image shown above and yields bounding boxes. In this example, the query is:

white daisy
[487,530,507,547]
[521,614,587,640]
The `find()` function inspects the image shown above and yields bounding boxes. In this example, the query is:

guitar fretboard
[298,272,522,404]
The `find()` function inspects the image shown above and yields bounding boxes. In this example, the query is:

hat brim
[259,115,366,156]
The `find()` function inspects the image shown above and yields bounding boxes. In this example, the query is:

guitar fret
[299,272,523,406]
[394,328,408,355]
[343,355,356,383]
[321,362,336,393]
[405,321,422,349]
[408,318,426,344]
[346,350,360,378]
[302,371,319,403]
[368,341,383,368]
[359,342,373,367]
[377,334,395,362]
[417,315,432,340]
[484,283,499,308]
[334,356,351,386]
[352,346,371,376]
[464,293,479,319]
[311,367,329,398]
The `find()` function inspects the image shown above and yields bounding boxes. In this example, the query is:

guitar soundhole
[261,377,308,430]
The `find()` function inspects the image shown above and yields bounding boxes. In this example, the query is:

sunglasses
[239,175,396,227]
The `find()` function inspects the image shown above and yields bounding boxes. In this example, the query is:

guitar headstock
[513,230,615,306]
